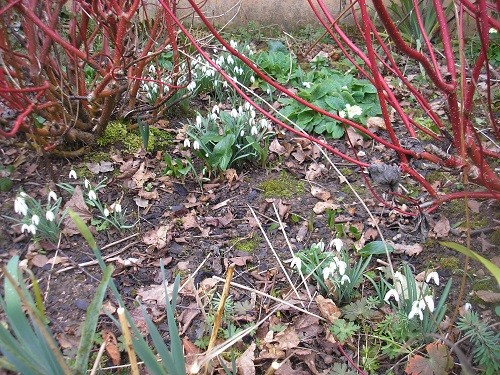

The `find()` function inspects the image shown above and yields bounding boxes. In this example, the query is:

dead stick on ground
[118,307,140,375]
[204,264,235,375]
[55,241,138,274]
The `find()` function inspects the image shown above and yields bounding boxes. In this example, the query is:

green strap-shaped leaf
[440,241,500,286]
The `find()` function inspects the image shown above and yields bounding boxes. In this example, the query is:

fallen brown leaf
[310,186,331,201]
[102,330,121,366]
[316,295,341,323]
[142,225,172,250]
[62,186,93,236]
[313,200,339,214]
[430,215,450,238]
[389,241,423,256]
[269,138,286,155]
[475,290,500,303]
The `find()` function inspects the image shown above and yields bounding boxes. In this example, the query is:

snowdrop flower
[489,28,498,34]
[148,64,156,74]
[183,138,191,148]
[196,115,202,126]
[260,118,268,129]
[45,210,55,222]
[84,178,90,189]
[226,55,235,65]
[408,300,424,320]
[210,113,218,120]
[230,39,238,48]
[240,130,245,137]
[244,101,251,110]
[21,223,36,235]
[291,256,302,270]
[464,303,472,311]
[250,125,258,136]
[338,110,346,118]
[345,103,363,119]
[230,108,239,118]
[419,295,435,312]
[103,208,110,217]
[14,196,28,216]
[250,75,255,83]
[250,109,256,119]
[187,81,197,92]
[336,259,347,276]
[231,76,238,82]
[425,271,440,286]
[115,203,122,213]
[340,274,351,285]
[48,191,58,203]
[193,140,200,150]
[330,238,344,252]
[222,81,228,88]
[384,289,400,304]
[302,81,312,89]
[69,169,77,179]
[88,190,97,201]
[238,106,243,114]
[323,262,337,280]
[31,215,40,226]
[212,104,220,114]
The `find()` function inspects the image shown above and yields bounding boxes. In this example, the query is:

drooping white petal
[384,289,400,304]
[69,169,77,179]
[425,271,440,286]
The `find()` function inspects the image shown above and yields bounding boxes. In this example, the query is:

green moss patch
[258,172,305,199]
[97,121,172,153]
[231,235,260,253]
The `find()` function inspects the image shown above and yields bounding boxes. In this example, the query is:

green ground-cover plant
[457,311,500,374]
[279,69,381,138]
[185,103,273,172]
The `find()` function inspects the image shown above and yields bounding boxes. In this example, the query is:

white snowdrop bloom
[238,106,243,114]
[196,115,202,126]
[250,109,256,119]
[338,110,346,118]
[464,303,472,311]
[290,256,302,270]
[244,101,251,110]
[266,88,271,94]
[69,169,77,179]
[19,192,27,197]
[201,65,207,73]
[408,300,424,320]
[345,103,363,118]
[425,271,440,286]
[21,223,36,235]
[336,259,347,276]
[316,241,325,252]
[226,55,235,65]
[115,203,122,213]
[240,130,245,137]
[217,55,225,66]
[249,118,255,126]
[330,238,344,252]
[230,108,239,118]
[489,28,497,34]
[238,67,244,75]
[84,178,90,189]
[31,215,40,226]
[88,190,97,201]
[48,191,58,203]
[250,75,255,83]
[260,118,268,129]
[419,295,435,312]
[193,140,200,150]
[14,196,28,216]
[340,274,351,285]
[104,208,110,217]
[148,64,156,74]
[222,46,227,51]
[250,125,258,136]
[212,104,220,114]
[187,81,197,92]
[210,113,218,120]
[230,39,238,48]
[183,138,191,148]
[302,81,312,89]
[222,81,228,88]
[384,289,400,304]
[323,262,337,280]
[206,69,215,77]
[45,210,55,222]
